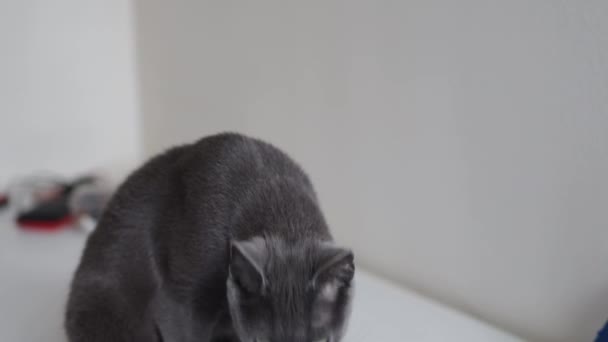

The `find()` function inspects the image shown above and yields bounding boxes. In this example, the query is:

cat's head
[226,236,355,342]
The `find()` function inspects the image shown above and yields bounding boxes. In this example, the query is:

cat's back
[102,132,312,216]
[186,132,312,187]
[178,133,316,207]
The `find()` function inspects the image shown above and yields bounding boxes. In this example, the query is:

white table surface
[0,212,524,342]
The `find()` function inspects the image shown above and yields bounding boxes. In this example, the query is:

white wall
[134,1,608,341]
[0,0,140,182]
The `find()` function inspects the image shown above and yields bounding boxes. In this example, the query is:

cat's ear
[312,244,355,292]
[229,237,268,296]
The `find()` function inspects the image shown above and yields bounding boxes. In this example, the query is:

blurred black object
[2,172,113,232]
[0,194,8,209]
[17,195,73,230]
[16,176,97,231]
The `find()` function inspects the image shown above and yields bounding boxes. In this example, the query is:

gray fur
[65,133,355,342]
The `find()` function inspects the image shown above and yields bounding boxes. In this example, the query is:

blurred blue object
[597,320,608,341]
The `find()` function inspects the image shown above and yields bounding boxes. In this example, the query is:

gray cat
[65,133,355,342]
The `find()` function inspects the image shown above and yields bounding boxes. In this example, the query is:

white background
[135,1,608,341]
[0,0,141,181]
